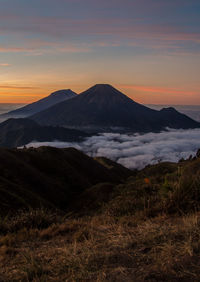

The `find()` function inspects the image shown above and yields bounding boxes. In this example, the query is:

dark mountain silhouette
[158,107,199,128]
[1,89,77,118]
[0,118,89,148]
[31,84,200,132]
[0,146,131,214]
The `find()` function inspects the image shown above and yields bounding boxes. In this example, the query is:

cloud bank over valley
[24,128,200,170]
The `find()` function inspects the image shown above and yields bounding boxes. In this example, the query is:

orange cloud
[0,42,91,54]
[0,63,11,67]
[120,84,198,96]
[0,47,34,53]
[0,85,39,90]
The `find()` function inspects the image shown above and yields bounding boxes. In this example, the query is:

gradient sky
[0,0,200,104]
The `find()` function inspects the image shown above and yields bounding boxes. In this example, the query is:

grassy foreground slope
[1,148,200,281]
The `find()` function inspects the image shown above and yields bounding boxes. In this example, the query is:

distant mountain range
[31,84,200,132]
[1,89,77,118]
[0,118,89,148]
[0,84,199,148]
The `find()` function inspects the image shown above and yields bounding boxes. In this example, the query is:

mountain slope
[1,150,200,281]
[1,89,77,118]
[31,84,200,132]
[0,146,132,214]
[0,118,89,148]
[158,107,200,129]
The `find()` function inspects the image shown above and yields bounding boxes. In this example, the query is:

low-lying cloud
[24,128,200,170]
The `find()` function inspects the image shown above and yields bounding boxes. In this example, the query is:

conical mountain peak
[1,89,77,118]
[92,84,115,90]
[79,84,132,104]
[31,84,200,132]
[85,84,122,94]
[50,89,76,97]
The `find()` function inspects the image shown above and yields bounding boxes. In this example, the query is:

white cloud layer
[24,128,200,170]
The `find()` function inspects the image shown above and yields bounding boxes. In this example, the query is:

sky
[0,0,200,104]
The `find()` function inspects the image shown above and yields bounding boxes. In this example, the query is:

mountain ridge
[1,89,77,118]
[0,118,89,148]
[31,84,200,132]
[0,146,132,214]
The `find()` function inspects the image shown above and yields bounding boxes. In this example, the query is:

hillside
[1,148,200,280]
[0,146,131,215]
[0,118,89,147]
[1,89,77,118]
[31,84,200,132]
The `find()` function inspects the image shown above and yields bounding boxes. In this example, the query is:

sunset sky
[0,0,200,104]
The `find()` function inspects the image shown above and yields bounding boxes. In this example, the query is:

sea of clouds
[24,128,200,170]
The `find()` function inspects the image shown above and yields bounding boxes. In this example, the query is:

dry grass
[1,157,200,281]
[1,212,200,281]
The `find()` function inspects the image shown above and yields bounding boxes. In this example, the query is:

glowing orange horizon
[0,83,199,105]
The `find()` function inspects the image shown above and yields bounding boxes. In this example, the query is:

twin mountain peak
[2,84,200,133]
